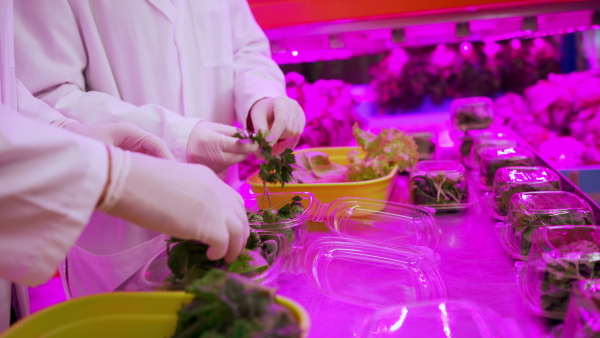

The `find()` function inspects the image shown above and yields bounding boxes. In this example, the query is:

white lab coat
[14,0,286,297]
[1,0,104,330]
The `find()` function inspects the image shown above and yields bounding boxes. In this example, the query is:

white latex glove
[186,120,258,173]
[98,147,249,263]
[63,121,175,160]
[248,96,306,154]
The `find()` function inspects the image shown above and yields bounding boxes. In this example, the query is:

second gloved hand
[248,96,306,154]
[65,121,175,160]
[186,121,258,173]
[98,148,250,263]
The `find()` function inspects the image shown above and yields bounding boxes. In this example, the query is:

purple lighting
[291,50,299,56]
[533,38,545,49]
[459,42,472,55]
[510,39,521,50]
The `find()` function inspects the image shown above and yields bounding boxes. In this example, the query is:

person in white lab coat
[0,0,249,330]
[14,0,303,298]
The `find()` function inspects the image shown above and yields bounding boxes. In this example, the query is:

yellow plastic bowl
[1,292,310,338]
[247,146,398,203]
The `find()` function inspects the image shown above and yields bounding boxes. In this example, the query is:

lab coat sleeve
[230,0,286,126]
[0,106,108,286]
[13,0,198,162]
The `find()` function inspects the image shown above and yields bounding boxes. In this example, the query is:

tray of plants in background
[450,97,495,132]
[479,146,536,190]
[409,160,471,212]
[497,191,595,260]
[485,166,561,221]
[246,124,419,203]
[562,278,600,337]
[517,226,600,320]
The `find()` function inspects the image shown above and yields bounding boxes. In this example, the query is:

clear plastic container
[139,232,289,291]
[459,127,516,160]
[287,237,446,308]
[490,166,561,219]
[501,191,595,260]
[563,279,600,338]
[518,226,600,319]
[479,146,536,189]
[359,300,516,337]
[409,160,470,211]
[408,131,436,160]
[466,138,519,170]
[451,97,495,131]
[245,192,442,251]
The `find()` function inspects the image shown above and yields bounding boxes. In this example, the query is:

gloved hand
[97,148,249,263]
[64,121,175,160]
[248,96,306,154]
[186,121,258,173]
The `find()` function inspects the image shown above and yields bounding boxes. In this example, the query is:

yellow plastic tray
[247,146,398,203]
[1,292,310,338]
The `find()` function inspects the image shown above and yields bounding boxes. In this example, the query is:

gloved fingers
[138,135,176,160]
[249,99,270,134]
[271,136,301,155]
[220,134,259,154]
[270,97,305,145]
[206,231,229,261]
[224,216,246,264]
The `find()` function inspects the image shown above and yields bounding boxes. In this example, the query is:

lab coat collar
[145,0,177,24]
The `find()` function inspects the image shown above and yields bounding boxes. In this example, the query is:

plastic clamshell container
[408,131,436,160]
[409,160,470,211]
[563,279,600,337]
[247,147,398,204]
[518,226,600,319]
[465,137,519,170]
[360,300,510,338]
[490,166,561,219]
[450,97,494,131]
[287,237,446,308]
[459,127,516,161]
[1,292,310,338]
[245,192,442,251]
[479,146,536,189]
[500,191,595,260]
[139,232,288,291]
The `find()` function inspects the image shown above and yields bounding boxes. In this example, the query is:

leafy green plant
[537,240,600,314]
[511,211,595,257]
[173,269,301,338]
[493,181,560,216]
[164,231,278,290]
[453,110,494,131]
[410,173,468,206]
[482,157,535,187]
[348,124,419,181]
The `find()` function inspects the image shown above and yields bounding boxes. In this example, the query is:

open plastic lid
[245,192,441,251]
[287,237,446,308]
[359,300,514,337]
[139,232,288,290]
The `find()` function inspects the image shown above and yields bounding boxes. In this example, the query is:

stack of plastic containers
[487,167,562,220]
[409,160,470,211]
[563,279,600,337]
[139,192,448,308]
[497,191,596,260]
[479,146,536,189]
[518,226,600,319]
[450,97,495,132]
[459,128,518,169]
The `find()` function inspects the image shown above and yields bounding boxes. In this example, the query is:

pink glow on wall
[483,42,501,57]
[430,44,455,68]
